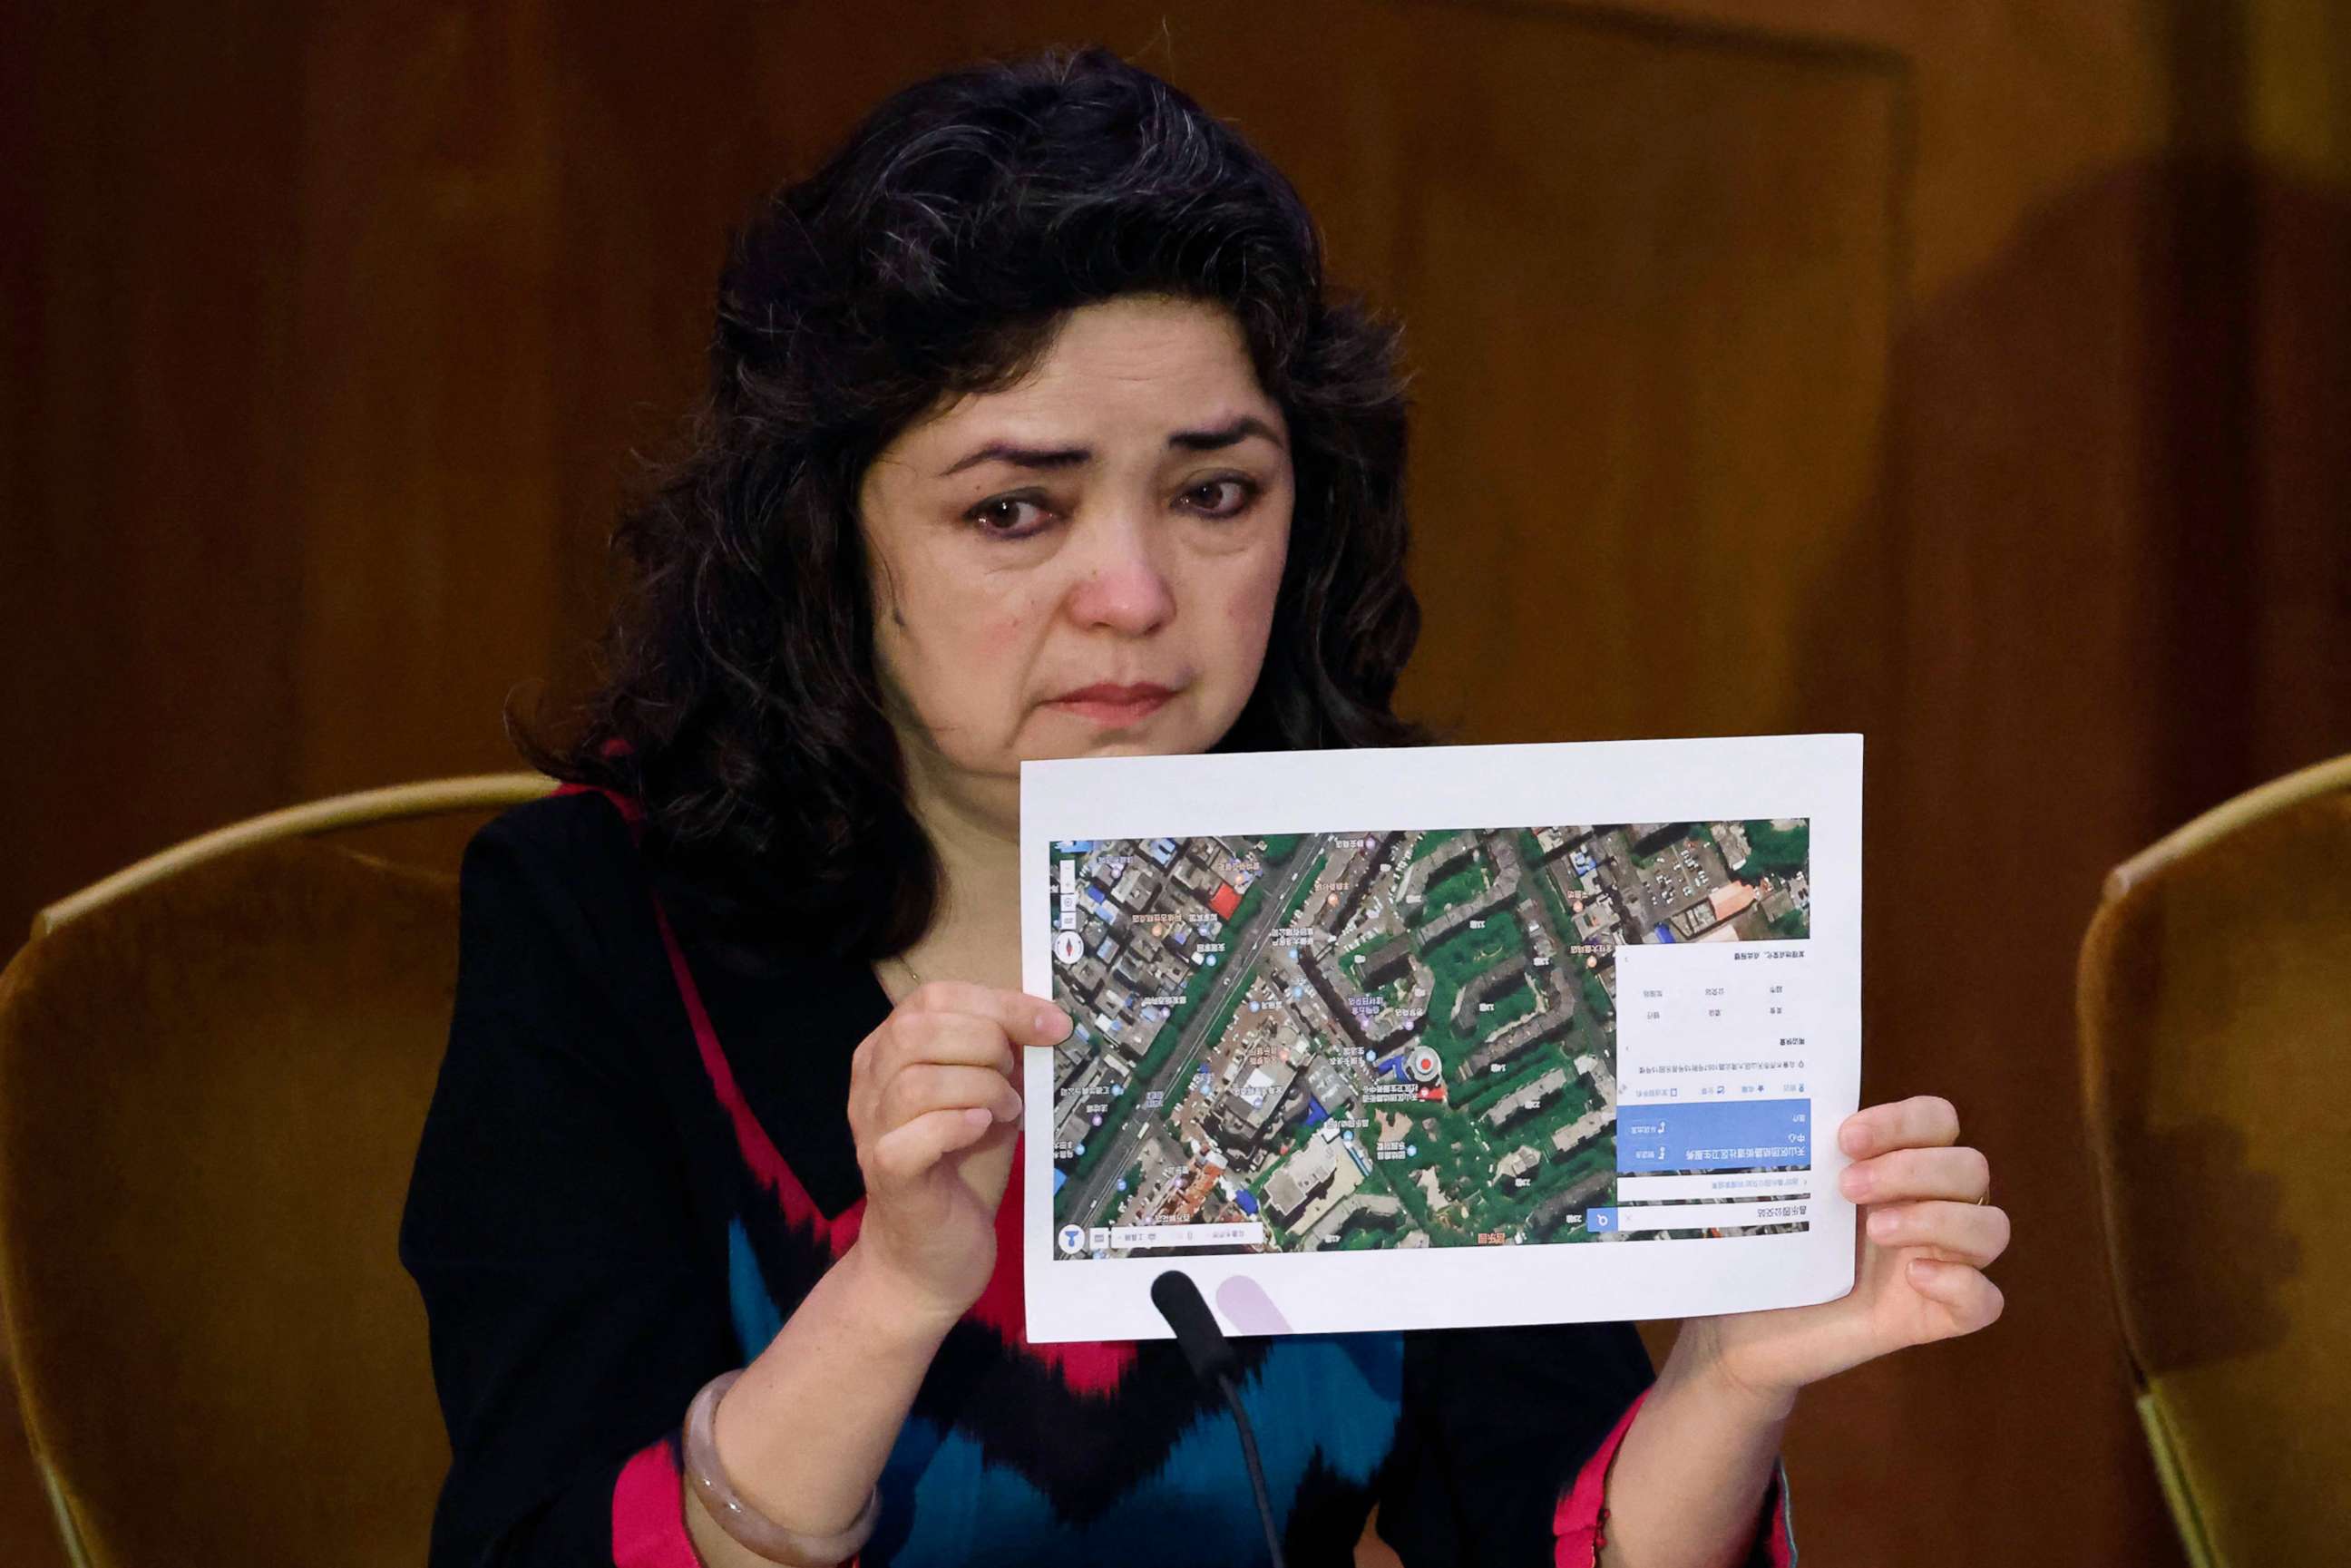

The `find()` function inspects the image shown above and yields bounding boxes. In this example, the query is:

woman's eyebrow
[1169,413,1286,453]
[935,414,1285,478]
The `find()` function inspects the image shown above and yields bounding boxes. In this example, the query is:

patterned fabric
[400,790,1796,1565]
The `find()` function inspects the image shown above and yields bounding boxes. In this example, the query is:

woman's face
[860,294,1293,801]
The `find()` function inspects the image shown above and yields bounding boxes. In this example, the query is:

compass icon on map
[1053,930,1084,965]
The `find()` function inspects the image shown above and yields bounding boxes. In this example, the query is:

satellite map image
[1046,819,1813,1259]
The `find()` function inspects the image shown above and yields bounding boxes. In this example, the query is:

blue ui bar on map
[1615,1099,1811,1173]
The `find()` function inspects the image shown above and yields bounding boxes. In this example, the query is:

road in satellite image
[1046,820,1812,1259]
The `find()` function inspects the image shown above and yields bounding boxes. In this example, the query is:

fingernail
[1039,1008,1070,1041]
[1839,1122,1869,1156]
[1000,1093,1024,1123]
[1867,1208,1897,1240]
[1840,1166,1871,1200]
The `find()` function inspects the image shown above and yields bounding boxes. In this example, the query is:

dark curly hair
[517,44,1429,966]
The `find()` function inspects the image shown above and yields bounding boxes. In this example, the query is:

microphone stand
[1151,1271,1288,1568]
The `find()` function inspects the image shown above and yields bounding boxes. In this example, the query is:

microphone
[1151,1271,1286,1568]
[1150,1268,1239,1382]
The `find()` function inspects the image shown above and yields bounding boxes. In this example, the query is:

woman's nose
[1065,511,1176,634]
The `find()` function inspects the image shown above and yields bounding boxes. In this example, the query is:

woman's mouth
[1047,682,1178,726]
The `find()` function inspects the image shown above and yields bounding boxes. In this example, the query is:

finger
[898,979,1072,1048]
[1839,1095,1961,1157]
[881,1062,1025,1129]
[1866,1200,2011,1267]
[851,1016,1023,1143]
[1839,1144,1989,1204]
[878,1009,1020,1078]
[865,1105,997,1183]
[1905,1258,2005,1337]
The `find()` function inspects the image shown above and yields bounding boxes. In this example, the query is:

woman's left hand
[1672,1094,2009,1408]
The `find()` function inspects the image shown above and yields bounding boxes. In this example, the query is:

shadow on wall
[1779,151,2347,1568]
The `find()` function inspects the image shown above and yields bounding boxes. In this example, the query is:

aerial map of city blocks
[1047,820,1813,1259]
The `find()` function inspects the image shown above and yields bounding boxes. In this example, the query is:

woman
[400,45,2008,1568]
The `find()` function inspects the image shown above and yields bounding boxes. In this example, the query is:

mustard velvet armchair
[2077,754,2351,1568]
[0,774,556,1567]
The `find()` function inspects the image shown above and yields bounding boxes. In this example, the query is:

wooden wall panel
[1386,17,1899,743]
[284,4,565,800]
[3,5,311,921]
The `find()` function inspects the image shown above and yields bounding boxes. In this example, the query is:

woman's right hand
[844,979,1072,1329]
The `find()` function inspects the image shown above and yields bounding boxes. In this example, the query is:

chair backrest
[2076,755,2351,1568]
[0,775,552,1568]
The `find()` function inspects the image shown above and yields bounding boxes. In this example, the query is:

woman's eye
[969,495,1052,536]
[1185,477,1261,518]
[967,479,1259,537]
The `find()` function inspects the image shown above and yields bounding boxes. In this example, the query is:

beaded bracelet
[684,1369,882,1565]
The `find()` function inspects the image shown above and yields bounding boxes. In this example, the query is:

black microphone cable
[1151,1270,1287,1568]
